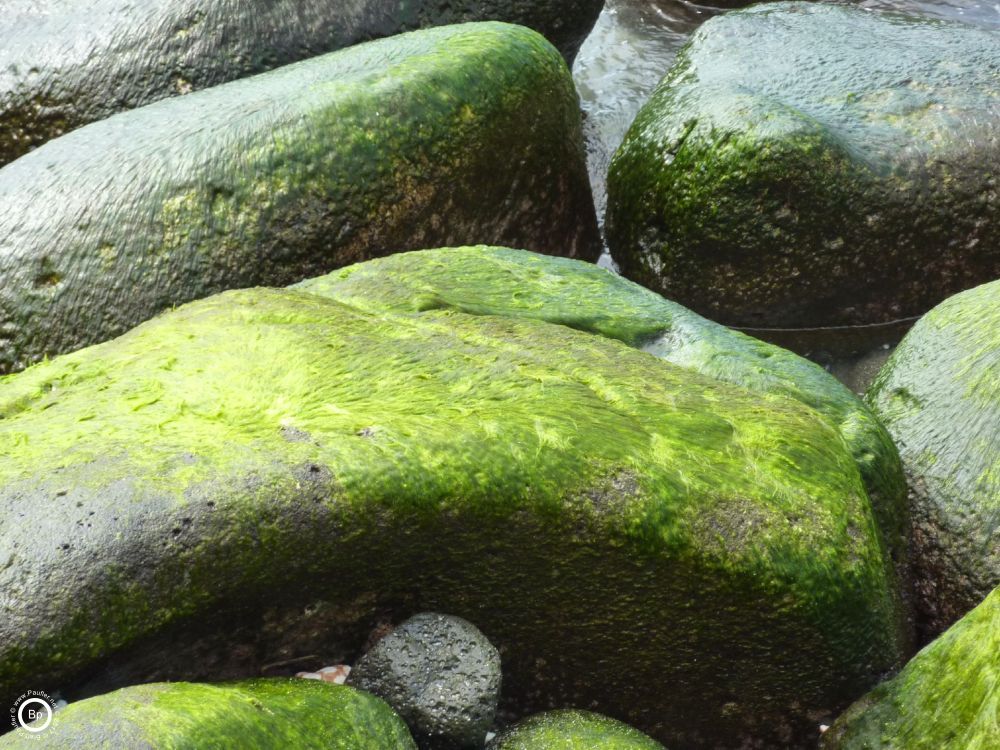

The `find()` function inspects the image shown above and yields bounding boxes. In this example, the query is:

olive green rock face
[489,710,665,749]
[822,586,1000,750]
[0,271,907,747]
[0,0,602,166]
[297,246,908,566]
[0,680,416,749]
[0,23,600,374]
[867,280,1000,636]
[606,2,1000,328]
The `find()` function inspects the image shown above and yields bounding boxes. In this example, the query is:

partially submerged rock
[606,3,1000,327]
[0,23,599,373]
[867,279,1000,634]
[489,710,665,749]
[822,586,1000,750]
[0,0,602,165]
[347,613,501,749]
[0,263,907,747]
[299,246,908,562]
[0,680,415,748]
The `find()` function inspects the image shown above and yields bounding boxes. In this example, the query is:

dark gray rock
[348,613,502,749]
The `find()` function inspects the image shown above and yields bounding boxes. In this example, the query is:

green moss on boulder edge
[867,279,1000,634]
[822,586,1000,750]
[0,22,599,373]
[489,710,665,749]
[0,273,905,747]
[297,246,908,562]
[0,680,415,749]
[606,2,1000,327]
[0,0,602,165]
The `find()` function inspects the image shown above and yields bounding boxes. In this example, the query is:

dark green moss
[0,279,907,747]
[0,680,415,748]
[822,586,1000,750]
[0,0,601,165]
[0,23,600,374]
[606,2,1000,327]
[489,710,665,749]
[867,279,1000,635]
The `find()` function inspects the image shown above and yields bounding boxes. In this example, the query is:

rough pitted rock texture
[298,246,909,568]
[606,3,1000,328]
[0,680,415,749]
[0,0,602,165]
[0,23,600,373]
[489,710,665,749]
[347,613,501,749]
[867,280,1000,635]
[822,586,1000,750]
[0,264,908,748]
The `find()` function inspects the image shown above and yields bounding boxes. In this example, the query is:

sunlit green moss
[0,680,415,749]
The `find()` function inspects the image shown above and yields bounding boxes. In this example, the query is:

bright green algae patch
[822,586,1000,750]
[490,710,665,749]
[606,3,1000,328]
[0,285,906,747]
[867,280,1000,635]
[0,680,415,749]
[0,21,599,373]
[297,246,907,563]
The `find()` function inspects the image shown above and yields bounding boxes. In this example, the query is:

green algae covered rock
[0,22,600,374]
[0,0,602,166]
[0,270,908,748]
[822,586,1000,750]
[298,246,908,562]
[0,680,415,748]
[489,710,665,749]
[867,280,1000,634]
[606,3,1000,328]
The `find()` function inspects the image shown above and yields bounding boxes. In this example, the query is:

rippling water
[573,0,1000,385]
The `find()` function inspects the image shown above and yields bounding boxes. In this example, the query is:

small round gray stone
[347,613,502,749]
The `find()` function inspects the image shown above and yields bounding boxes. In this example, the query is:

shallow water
[573,0,999,384]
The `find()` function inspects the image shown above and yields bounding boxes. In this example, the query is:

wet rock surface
[488,710,665,749]
[0,254,908,748]
[0,0,603,165]
[867,280,1000,636]
[605,2,1000,328]
[0,23,599,374]
[347,613,501,749]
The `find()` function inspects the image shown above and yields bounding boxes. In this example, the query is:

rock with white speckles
[347,613,501,749]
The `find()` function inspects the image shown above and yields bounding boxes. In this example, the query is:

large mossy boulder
[0,23,600,374]
[0,258,908,748]
[822,586,1000,750]
[0,0,602,165]
[867,280,1000,635]
[298,246,908,562]
[0,680,415,748]
[605,3,1000,328]
[489,710,665,749]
